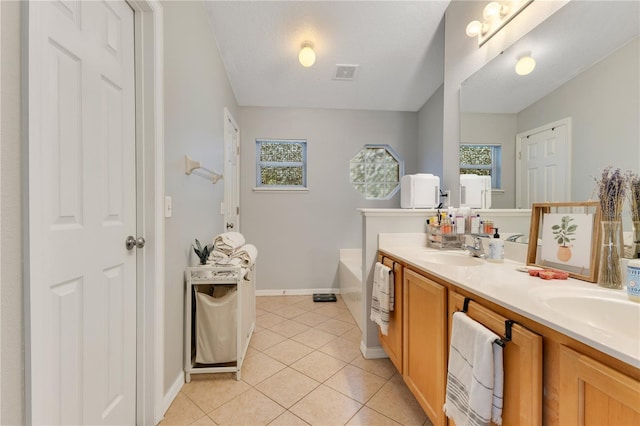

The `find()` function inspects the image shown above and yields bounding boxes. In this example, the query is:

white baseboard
[255,288,341,297]
[162,372,185,419]
[360,341,388,359]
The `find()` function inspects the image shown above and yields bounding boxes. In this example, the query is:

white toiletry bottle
[627,259,640,302]
[487,227,504,263]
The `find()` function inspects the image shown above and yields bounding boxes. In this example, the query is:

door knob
[226,223,234,229]
[126,236,146,250]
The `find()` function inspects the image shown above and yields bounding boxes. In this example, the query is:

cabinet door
[378,256,403,374]
[403,268,447,426]
[559,345,640,425]
[449,292,543,425]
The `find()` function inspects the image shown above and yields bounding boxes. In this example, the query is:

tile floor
[161,295,432,426]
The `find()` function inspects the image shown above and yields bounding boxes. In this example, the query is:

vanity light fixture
[515,55,536,76]
[298,42,316,67]
[466,0,533,47]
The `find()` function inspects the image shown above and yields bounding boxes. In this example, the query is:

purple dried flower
[594,166,628,221]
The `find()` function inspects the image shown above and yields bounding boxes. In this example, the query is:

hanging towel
[370,262,393,335]
[443,311,504,426]
[229,244,258,267]
[213,232,246,254]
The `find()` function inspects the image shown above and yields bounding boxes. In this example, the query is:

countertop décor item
[628,173,640,258]
[595,166,629,289]
[527,202,601,283]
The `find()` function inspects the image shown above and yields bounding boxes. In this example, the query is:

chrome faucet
[506,233,525,242]
[463,236,486,258]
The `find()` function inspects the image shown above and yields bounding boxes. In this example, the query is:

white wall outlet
[164,196,173,218]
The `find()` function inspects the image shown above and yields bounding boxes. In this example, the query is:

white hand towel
[443,311,504,426]
[213,232,246,254]
[370,262,393,335]
[230,244,258,267]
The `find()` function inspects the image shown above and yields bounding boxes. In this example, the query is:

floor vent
[333,64,359,81]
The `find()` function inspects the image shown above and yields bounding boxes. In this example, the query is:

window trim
[459,144,502,189]
[255,139,307,190]
[349,144,404,200]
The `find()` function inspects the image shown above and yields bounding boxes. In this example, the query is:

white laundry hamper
[194,285,237,364]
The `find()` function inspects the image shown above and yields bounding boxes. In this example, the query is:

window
[459,144,502,189]
[350,144,403,200]
[256,139,307,189]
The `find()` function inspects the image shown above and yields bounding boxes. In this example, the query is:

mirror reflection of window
[460,144,501,189]
[350,144,403,200]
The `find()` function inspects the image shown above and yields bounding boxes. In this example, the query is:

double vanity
[375,233,640,425]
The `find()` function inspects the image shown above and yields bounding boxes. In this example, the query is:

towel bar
[379,256,396,274]
[460,297,514,347]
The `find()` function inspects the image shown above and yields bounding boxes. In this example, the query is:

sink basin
[422,252,484,267]
[530,286,640,341]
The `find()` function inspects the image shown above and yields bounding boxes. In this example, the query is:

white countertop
[378,238,640,369]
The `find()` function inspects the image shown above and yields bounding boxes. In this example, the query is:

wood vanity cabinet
[449,292,543,426]
[559,345,640,425]
[377,255,403,373]
[403,268,448,426]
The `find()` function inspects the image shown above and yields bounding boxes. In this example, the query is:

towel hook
[462,297,473,313]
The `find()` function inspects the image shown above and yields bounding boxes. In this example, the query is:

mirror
[460,1,639,210]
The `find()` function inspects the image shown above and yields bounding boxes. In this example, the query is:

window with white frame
[350,144,403,200]
[459,144,502,189]
[256,139,307,189]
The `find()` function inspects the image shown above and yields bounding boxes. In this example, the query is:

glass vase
[631,220,640,259]
[598,220,623,289]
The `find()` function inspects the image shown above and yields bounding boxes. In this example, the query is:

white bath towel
[213,232,246,254]
[443,312,504,426]
[370,262,393,335]
[230,244,258,267]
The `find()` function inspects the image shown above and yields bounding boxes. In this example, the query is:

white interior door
[28,2,137,424]
[516,119,571,208]
[224,108,240,231]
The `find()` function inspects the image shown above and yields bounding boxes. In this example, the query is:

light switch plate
[164,196,172,218]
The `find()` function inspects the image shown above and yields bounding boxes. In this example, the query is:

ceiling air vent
[333,64,359,81]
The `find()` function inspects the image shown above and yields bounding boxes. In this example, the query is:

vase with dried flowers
[594,166,628,289]
[629,173,640,259]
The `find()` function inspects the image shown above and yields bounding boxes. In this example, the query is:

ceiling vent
[333,64,359,81]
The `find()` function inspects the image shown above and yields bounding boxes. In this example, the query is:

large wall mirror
[460,1,639,210]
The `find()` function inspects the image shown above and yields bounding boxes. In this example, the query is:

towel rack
[380,256,396,274]
[185,155,223,184]
[460,297,513,347]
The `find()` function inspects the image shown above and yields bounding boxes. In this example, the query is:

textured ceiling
[203,1,450,112]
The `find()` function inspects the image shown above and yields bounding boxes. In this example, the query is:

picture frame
[527,201,602,282]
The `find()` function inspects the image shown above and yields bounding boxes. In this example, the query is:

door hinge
[237,207,239,215]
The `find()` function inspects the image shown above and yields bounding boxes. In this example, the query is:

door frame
[223,108,240,231]
[515,117,572,208]
[24,1,165,425]
[129,1,165,424]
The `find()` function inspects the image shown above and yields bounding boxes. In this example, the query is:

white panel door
[28,1,136,424]
[224,108,240,231]
[516,120,571,208]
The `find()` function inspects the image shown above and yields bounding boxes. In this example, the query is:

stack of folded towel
[208,232,258,274]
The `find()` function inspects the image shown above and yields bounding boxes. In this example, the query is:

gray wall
[1,2,24,424]
[418,84,444,179]
[518,36,639,202]
[163,1,239,394]
[239,107,418,291]
[460,112,517,208]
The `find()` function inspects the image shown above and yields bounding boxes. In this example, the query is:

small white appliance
[460,174,492,209]
[401,174,440,208]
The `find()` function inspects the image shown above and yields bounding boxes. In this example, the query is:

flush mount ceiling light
[466,0,533,47]
[298,42,316,67]
[515,55,536,75]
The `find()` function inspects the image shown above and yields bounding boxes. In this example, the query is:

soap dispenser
[487,227,504,263]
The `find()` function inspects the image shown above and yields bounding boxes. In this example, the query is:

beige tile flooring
[161,295,432,426]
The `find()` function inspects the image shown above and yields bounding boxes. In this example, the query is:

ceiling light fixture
[466,0,533,47]
[298,42,316,67]
[515,55,536,76]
